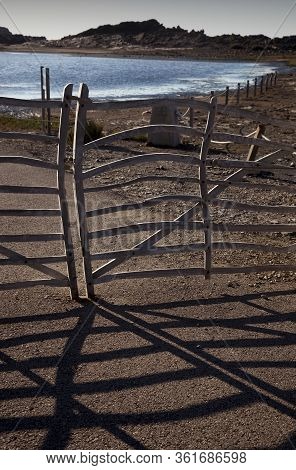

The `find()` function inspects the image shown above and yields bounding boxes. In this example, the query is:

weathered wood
[236,83,240,105]
[254,77,257,97]
[199,96,217,279]
[40,66,46,132]
[247,124,266,161]
[190,98,194,127]
[87,221,205,239]
[260,76,264,94]
[82,153,200,180]
[87,97,211,112]
[0,97,62,108]
[0,132,58,143]
[84,125,203,150]
[45,67,51,135]
[207,158,293,171]
[211,131,295,152]
[57,84,79,300]
[225,86,229,105]
[73,83,94,298]
[246,80,250,98]
[0,156,58,169]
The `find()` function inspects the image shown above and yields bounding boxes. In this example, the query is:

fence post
[265,74,269,92]
[40,66,46,132]
[254,77,257,97]
[236,83,240,105]
[45,67,51,135]
[274,71,277,85]
[246,80,250,98]
[260,76,264,94]
[210,90,215,98]
[189,97,194,127]
[247,123,266,161]
[225,86,229,105]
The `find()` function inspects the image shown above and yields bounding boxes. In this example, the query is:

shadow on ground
[0,287,295,449]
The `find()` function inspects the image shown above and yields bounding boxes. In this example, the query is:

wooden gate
[0,85,78,299]
[73,84,296,298]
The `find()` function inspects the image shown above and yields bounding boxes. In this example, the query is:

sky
[0,0,295,40]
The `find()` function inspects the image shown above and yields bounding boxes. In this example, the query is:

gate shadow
[0,287,295,450]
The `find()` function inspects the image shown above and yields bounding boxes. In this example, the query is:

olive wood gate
[0,85,78,298]
[73,83,296,299]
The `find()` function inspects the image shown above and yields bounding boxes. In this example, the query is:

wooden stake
[45,67,51,135]
[247,123,266,161]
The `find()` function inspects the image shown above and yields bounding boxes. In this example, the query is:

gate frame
[0,84,79,299]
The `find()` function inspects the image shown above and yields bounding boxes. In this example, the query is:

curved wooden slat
[86,97,210,112]
[212,223,296,233]
[87,221,204,239]
[207,159,295,171]
[82,153,200,181]
[211,132,295,151]
[0,97,62,108]
[84,125,203,150]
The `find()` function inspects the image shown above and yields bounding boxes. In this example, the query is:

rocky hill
[0,26,46,45]
[1,20,296,59]
[49,19,296,57]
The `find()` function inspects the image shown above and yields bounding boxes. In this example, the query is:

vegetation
[67,118,104,146]
[0,114,42,132]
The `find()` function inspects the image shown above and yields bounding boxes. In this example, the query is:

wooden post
[40,66,46,133]
[225,86,229,105]
[260,76,264,94]
[73,83,95,298]
[57,84,79,300]
[210,90,215,98]
[265,74,269,92]
[199,97,217,280]
[247,123,266,161]
[45,67,51,135]
[254,77,257,97]
[189,97,194,128]
[236,83,240,105]
[246,80,250,98]
[274,71,277,85]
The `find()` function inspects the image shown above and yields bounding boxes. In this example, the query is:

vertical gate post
[45,67,51,135]
[40,66,46,132]
[73,83,95,298]
[199,96,217,280]
[57,84,79,299]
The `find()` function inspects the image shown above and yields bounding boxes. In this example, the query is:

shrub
[68,119,104,146]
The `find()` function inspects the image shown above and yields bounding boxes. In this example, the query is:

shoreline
[1,44,296,67]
